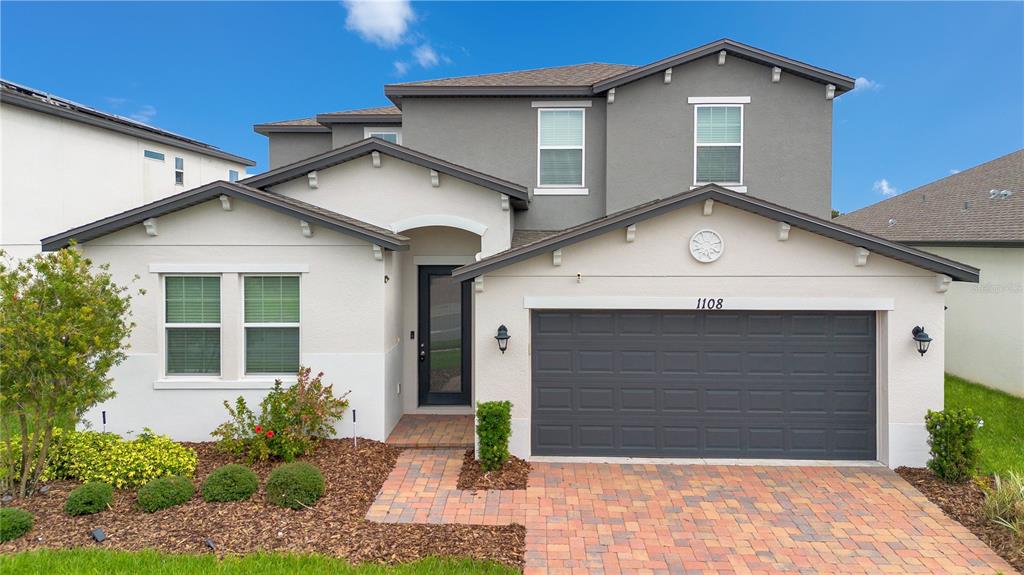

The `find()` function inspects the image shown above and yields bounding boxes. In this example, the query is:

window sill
[692,185,746,194]
[533,187,589,196]
[153,377,295,390]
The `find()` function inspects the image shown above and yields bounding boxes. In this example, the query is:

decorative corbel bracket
[300,220,313,238]
[219,195,232,211]
[777,222,790,241]
[625,224,636,243]
[552,249,562,267]
[854,247,870,267]
[308,171,319,189]
[703,199,714,216]
[371,151,382,168]
[372,245,383,261]
[430,169,439,188]
[143,218,158,237]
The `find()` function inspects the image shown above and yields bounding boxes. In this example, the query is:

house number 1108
[695,298,724,310]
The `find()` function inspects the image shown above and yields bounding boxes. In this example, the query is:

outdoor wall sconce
[495,325,511,354]
[912,326,932,356]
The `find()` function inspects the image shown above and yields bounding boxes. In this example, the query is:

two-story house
[44,40,978,468]
[0,79,254,259]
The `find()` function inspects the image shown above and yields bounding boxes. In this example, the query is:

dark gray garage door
[532,310,876,460]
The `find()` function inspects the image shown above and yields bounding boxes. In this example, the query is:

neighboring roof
[241,137,530,208]
[452,184,979,283]
[836,150,1024,245]
[41,181,409,252]
[1,79,255,166]
[512,229,559,249]
[385,39,853,104]
[317,105,402,125]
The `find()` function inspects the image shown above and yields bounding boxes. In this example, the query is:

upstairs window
[144,149,165,161]
[165,276,221,375]
[538,108,585,188]
[244,276,300,375]
[694,105,743,185]
[364,127,401,144]
[228,170,239,182]
[174,157,184,185]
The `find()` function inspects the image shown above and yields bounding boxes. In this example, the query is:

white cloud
[130,105,157,123]
[873,178,899,197]
[853,77,882,93]
[343,0,414,48]
[413,44,440,68]
[393,60,411,76]
[104,96,127,108]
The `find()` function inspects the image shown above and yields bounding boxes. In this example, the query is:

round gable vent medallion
[689,229,724,263]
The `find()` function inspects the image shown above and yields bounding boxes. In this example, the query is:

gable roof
[451,184,979,283]
[240,137,530,207]
[836,150,1024,245]
[2,79,255,166]
[41,181,409,252]
[384,39,852,104]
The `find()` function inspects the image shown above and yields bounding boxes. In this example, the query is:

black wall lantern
[495,325,511,354]
[912,326,932,356]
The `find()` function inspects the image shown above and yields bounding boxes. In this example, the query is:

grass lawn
[945,373,1024,476]
[0,550,518,575]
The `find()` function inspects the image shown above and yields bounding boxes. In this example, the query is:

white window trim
[241,274,301,378]
[161,274,222,379]
[692,104,744,188]
[364,127,402,144]
[531,100,593,108]
[174,157,184,186]
[687,96,751,104]
[536,107,587,195]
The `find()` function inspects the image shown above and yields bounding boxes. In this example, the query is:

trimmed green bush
[476,400,512,472]
[926,408,982,483]
[0,508,33,542]
[137,475,195,513]
[201,464,258,502]
[265,462,324,509]
[65,482,113,516]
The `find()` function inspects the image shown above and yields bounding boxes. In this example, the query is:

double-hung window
[537,108,585,190]
[364,127,401,144]
[174,157,184,185]
[165,276,221,375]
[244,276,300,375]
[694,105,743,185]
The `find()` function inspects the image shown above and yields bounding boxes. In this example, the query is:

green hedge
[926,408,982,483]
[265,462,324,509]
[0,508,33,542]
[476,401,512,472]
[137,476,195,513]
[201,464,259,503]
[65,482,113,516]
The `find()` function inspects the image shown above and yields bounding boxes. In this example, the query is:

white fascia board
[533,188,590,196]
[687,96,751,104]
[531,100,593,108]
[523,296,895,311]
[149,263,310,273]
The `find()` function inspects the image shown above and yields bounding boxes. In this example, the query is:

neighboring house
[0,79,255,258]
[837,150,1024,397]
[44,39,979,468]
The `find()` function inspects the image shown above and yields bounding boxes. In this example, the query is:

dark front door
[418,266,471,406]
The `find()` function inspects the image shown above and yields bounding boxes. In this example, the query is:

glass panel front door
[418,266,471,405]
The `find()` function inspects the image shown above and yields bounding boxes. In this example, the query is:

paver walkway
[385,414,474,448]
[368,448,1017,575]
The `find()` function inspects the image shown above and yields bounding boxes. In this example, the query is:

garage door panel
[531,310,876,460]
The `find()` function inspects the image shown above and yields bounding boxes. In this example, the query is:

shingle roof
[836,150,1024,244]
[258,116,323,127]
[391,63,636,88]
[323,105,401,116]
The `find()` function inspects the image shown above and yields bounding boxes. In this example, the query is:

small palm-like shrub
[983,471,1024,537]
[476,401,512,472]
[925,408,982,483]
[137,475,195,513]
[265,462,324,509]
[65,482,113,516]
[0,508,33,542]
[201,464,258,502]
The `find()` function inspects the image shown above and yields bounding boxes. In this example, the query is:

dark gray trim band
[315,113,402,125]
[2,90,256,166]
[241,138,530,207]
[452,185,979,283]
[593,39,855,93]
[253,123,331,135]
[41,181,409,252]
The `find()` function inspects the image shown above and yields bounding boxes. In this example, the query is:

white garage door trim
[523,296,895,311]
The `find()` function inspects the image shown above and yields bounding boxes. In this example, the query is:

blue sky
[2,1,1021,213]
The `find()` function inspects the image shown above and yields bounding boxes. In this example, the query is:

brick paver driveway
[368,449,1016,574]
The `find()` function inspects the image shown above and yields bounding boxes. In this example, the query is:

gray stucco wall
[401,97,607,230]
[332,125,367,148]
[606,54,833,218]
[267,132,332,169]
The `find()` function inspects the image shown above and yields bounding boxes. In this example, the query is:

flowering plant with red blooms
[265,430,274,438]
[254,425,262,433]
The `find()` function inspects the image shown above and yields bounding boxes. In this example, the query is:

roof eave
[2,90,257,166]
[384,85,595,103]
[315,113,402,125]
[253,123,332,135]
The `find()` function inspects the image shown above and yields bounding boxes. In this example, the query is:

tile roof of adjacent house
[1,79,255,166]
[254,105,403,134]
[836,150,1024,245]
[452,184,979,283]
[41,181,409,252]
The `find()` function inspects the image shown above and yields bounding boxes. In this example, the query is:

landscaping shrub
[137,475,194,513]
[201,464,259,502]
[265,462,325,509]
[0,508,33,542]
[2,428,197,489]
[211,368,349,463]
[65,481,113,516]
[925,408,982,483]
[476,401,512,472]
[983,471,1024,537]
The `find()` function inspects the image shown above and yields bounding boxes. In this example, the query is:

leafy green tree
[0,247,137,496]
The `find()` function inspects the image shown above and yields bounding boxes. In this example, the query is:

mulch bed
[896,467,1023,572]
[0,439,525,568]
[456,449,530,491]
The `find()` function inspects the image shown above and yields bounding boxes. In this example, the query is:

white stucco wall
[472,202,949,468]
[268,153,513,258]
[78,198,393,442]
[0,103,249,258]
[923,246,1024,397]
